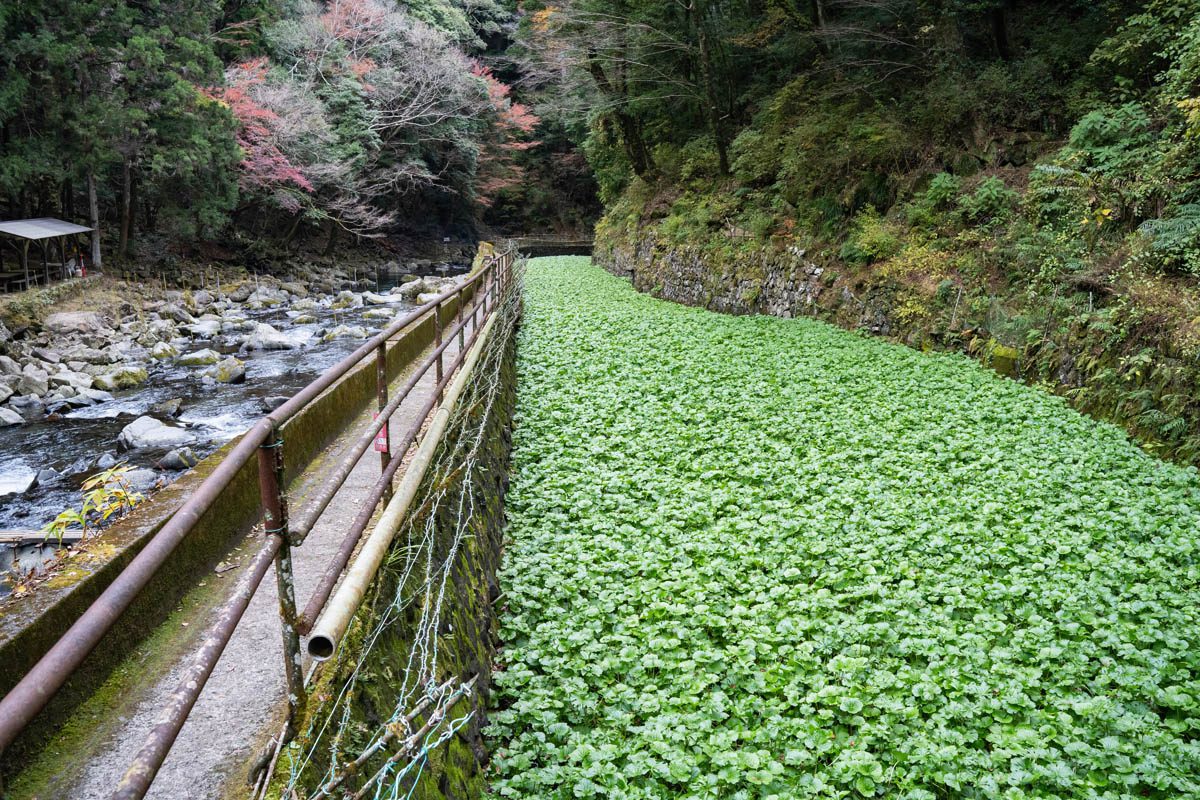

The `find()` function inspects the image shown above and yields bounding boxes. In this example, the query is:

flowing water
[0,266,468,589]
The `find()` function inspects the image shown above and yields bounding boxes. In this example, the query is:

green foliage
[43,464,146,543]
[1138,204,1200,275]
[958,177,1020,225]
[839,207,902,265]
[495,259,1200,799]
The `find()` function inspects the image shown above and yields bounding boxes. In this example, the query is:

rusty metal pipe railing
[297,308,487,634]
[0,259,498,757]
[111,535,282,800]
[287,297,481,544]
[107,254,512,799]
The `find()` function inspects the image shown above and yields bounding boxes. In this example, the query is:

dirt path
[50,338,460,800]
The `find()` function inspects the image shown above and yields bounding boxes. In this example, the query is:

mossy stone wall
[278,308,517,800]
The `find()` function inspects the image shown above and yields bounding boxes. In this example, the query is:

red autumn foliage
[205,59,312,208]
[471,64,541,206]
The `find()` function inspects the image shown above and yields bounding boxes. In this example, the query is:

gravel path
[57,337,460,799]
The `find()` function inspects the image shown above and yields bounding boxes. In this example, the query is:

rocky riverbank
[0,259,469,554]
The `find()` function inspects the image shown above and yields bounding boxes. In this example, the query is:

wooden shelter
[0,217,94,292]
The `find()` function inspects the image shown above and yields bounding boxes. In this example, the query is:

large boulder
[322,324,369,342]
[290,297,319,312]
[0,319,10,346]
[17,364,49,397]
[0,355,20,376]
[0,407,23,427]
[151,342,179,359]
[0,383,13,404]
[184,319,222,338]
[44,311,110,335]
[92,365,149,391]
[203,356,246,384]
[118,415,195,450]
[242,323,297,351]
[179,348,222,366]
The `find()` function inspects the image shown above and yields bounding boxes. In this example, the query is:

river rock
[363,292,401,305]
[32,347,61,364]
[96,452,119,468]
[77,387,114,405]
[44,311,109,335]
[191,289,214,309]
[151,342,179,359]
[221,317,255,334]
[0,319,10,346]
[17,365,49,397]
[184,319,222,338]
[160,304,195,324]
[290,297,319,312]
[50,369,93,390]
[242,323,296,351]
[322,324,369,342]
[292,313,318,325]
[416,292,442,305]
[250,287,287,306]
[93,365,149,391]
[152,397,184,417]
[397,280,428,299]
[331,291,363,309]
[0,468,36,498]
[363,308,395,320]
[0,355,20,376]
[179,348,221,366]
[0,383,12,404]
[118,416,195,450]
[63,344,117,365]
[123,468,162,493]
[259,396,289,412]
[0,407,23,426]
[160,447,199,470]
[36,467,61,486]
[203,356,246,384]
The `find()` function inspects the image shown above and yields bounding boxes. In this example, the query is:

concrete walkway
[32,336,460,800]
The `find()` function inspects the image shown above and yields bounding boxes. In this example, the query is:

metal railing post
[257,430,306,742]
[456,285,465,351]
[375,342,392,504]
[434,301,444,403]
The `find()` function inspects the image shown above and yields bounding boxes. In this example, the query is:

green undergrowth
[491,258,1200,799]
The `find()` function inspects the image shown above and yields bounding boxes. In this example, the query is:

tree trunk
[127,168,138,257]
[696,17,729,174]
[119,158,131,260]
[87,171,102,269]
[991,6,1011,61]
[323,219,338,256]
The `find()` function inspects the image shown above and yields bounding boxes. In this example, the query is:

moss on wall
[598,229,1200,466]
[275,304,517,800]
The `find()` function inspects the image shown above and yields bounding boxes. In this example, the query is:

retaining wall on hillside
[597,231,1200,461]
[275,292,518,800]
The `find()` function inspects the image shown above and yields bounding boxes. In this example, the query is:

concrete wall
[0,294,473,774]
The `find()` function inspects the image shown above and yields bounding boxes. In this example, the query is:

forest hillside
[514,0,1200,464]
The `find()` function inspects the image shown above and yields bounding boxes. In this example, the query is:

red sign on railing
[373,412,390,453]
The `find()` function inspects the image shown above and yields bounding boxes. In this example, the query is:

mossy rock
[988,341,1020,377]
